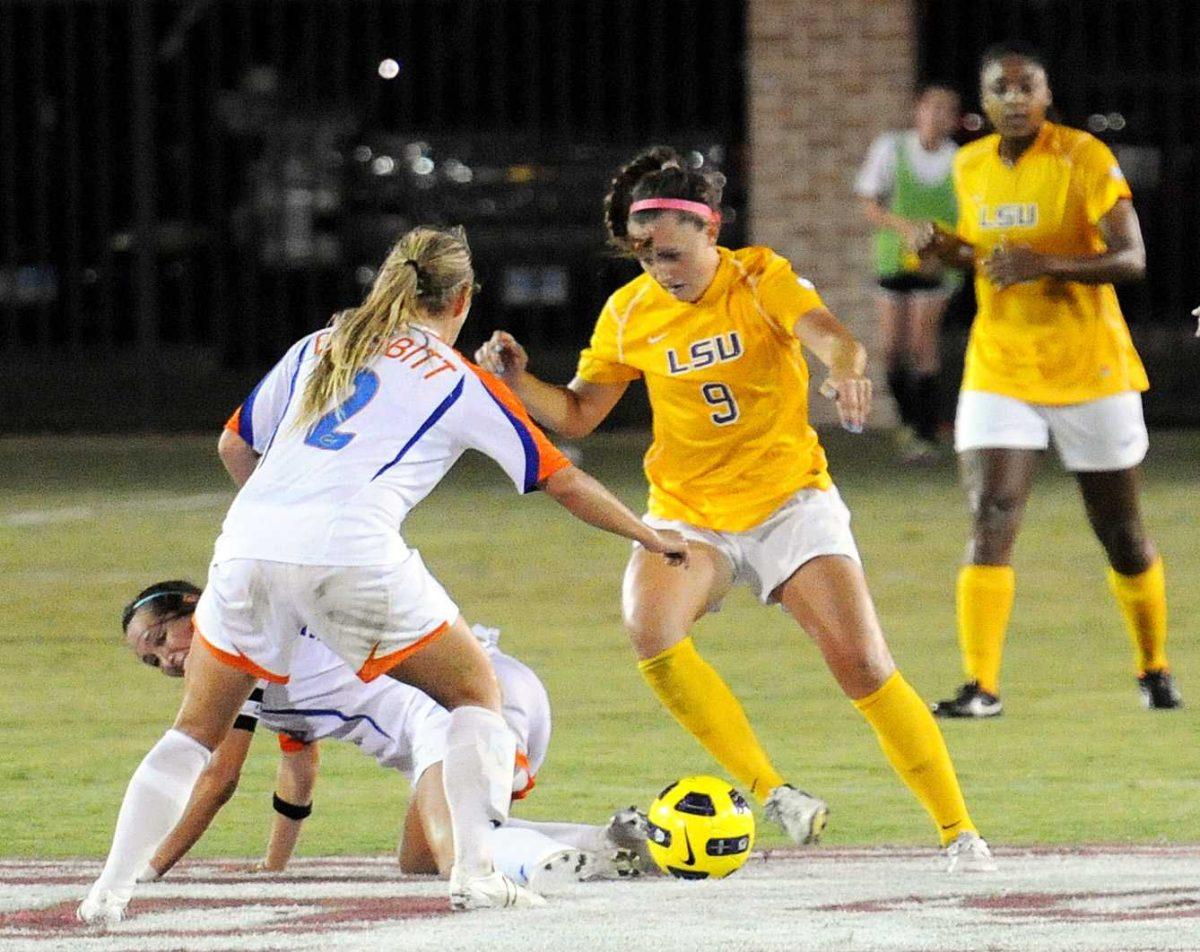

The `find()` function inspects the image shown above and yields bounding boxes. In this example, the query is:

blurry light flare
[412,156,435,176]
[356,266,376,285]
[371,155,396,176]
[378,59,400,80]
[962,112,984,132]
[1107,112,1127,131]
[353,145,373,163]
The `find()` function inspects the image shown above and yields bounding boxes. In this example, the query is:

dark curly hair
[980,40,1048,77]
[603,146,726,252]
[120,579,202,633]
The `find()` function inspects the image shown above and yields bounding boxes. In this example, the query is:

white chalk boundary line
[4,848,1200,952]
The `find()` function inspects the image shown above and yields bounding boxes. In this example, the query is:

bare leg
[960,448,1041,565]
[775,555,895,698]
[1075,467,1156,575]
[776,554,974,842]
[909,294,950,443]
[877,294,915,432]
[622,541,732,659]
[398,763,454,875]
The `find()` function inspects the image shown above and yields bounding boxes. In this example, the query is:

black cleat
[1138,670,1182,710]
[931,681,1003,718]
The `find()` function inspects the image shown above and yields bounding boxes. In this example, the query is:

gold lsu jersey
[954,122,1148,404]
[576,246,831,533]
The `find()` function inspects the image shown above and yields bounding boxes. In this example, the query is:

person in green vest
[856,85,962,461]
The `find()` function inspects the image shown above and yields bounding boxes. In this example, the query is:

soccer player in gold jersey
[477,146,992,871]
[918,43,1179,717]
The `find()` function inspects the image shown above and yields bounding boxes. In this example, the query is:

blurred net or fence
[0,0,746,431]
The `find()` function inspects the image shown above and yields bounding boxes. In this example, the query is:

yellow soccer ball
[645,775,755,879]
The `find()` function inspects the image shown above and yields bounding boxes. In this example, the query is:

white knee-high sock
[503,817,608,852]
[441,705,516,879]
[488,826,574,886]
[88,729,211,899]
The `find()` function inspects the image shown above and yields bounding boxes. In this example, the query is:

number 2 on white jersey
[304,369,380,450]
[701,382,739,425]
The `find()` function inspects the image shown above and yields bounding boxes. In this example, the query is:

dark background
[1,0,1195,431]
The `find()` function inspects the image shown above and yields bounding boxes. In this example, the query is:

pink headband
[629,198,719,223]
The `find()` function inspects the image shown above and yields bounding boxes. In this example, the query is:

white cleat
[944,831,997,873]
[603,806,654,870]
[449,869,546,910]
[764,784,829,845]
[76,888,131,926]
[526,848,595,894]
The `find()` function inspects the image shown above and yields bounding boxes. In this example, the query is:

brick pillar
[747,0,916,423]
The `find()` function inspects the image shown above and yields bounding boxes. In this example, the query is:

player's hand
[1191,305,1200,337]
[642,529,689,567]
[819,375,871,433]
[913,221,953,257]
[475,331,529,384]
[984,242,1045,289]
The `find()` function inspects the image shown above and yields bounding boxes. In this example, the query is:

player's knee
[1097,519,1152,574]
[971,493,1022,541]
[623,614,685,661]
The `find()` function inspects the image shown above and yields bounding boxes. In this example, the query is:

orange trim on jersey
[356,621,451,682]
[463,360,573,484]
[224,405,242,434]
[194,627,289,684]
[511,749,537,801]
[278,733,309,754]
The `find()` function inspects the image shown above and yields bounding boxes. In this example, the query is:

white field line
[2,493,230,528]
[3,848,1200,952]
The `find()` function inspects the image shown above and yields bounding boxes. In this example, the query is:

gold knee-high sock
[638,637,784,803]
[1107,556,1168,675]
[957,564,1015,696]
[854,671,975,846]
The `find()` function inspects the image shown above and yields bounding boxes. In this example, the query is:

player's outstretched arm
[793,307,872,433]
[541,466,688,565]
[217,429,260,487]
[142,727,254,880]
[475,331,628,438]
[259,742,319,872]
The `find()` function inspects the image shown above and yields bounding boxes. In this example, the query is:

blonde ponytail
[295,226,474,430]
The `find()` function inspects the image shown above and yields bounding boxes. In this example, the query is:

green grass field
[2,429,1198,859]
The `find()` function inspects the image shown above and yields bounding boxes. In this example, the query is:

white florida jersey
[216,327,571,566]
[236,625,551,791]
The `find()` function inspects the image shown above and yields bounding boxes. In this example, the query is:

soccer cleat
[603,806,654,870]
[76,888,131,926]
[1138,670,1182,710]
[763,784,829,845]
[586,848,645,880]
[931,681,1003,718]
[944,831,996,873]
[449,869,545,910]
[525,848,594,895]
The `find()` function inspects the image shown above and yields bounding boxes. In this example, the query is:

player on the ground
[122,581,650,893]
[476,147,992,871]
[78,225,687,924]
[917,43,1180,717]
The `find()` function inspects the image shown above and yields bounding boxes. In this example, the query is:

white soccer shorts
[641,485,861,606]
[955,390,1149,472]
[194,551,459,683]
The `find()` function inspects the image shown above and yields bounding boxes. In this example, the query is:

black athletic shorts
[877,273,945,294]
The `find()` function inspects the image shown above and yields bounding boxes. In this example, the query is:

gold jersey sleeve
[954,123,1146,404]
[575,247,832,533]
